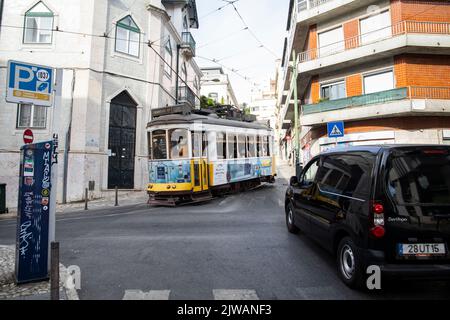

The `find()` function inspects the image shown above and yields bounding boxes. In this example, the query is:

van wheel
[286,203,300,234]
[336,237,365,289]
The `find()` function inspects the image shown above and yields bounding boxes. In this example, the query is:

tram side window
[228,133,237,159]
[192,131,202,158]
[238,134,246,158]
[261,136,269,157]
[151,130,167,160]
[216,132,227,160]
[256,135,262,157]
[202,132,208,158]
[169,129,188,159]
[247,135,256,158]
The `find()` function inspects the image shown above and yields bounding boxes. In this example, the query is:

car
[285,145,450,289]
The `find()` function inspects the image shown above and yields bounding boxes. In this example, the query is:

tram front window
[228,133,237,159]
[247,135,255,158]
[169,129,189,159]
[192,131,202,158]
[151,130,167,160]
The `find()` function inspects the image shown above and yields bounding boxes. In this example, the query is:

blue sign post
[16,141,54,284]
[327,121,345,138]
[6,60,54,107]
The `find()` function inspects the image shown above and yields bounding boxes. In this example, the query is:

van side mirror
[290,176,299,186]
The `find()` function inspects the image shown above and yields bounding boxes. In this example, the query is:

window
[256,135,262,157]
[216,132,227,160]
[192,131,202,158]
[115,16,140,57]
[387,150,450,205]
[302,160,319,186]
[17,104,47,128]
[238,135,246,158]
[208,92,218,101]
[151,130,167,160]
[363,70,394,94]
[261,136,269,157]
[247,135,256,158]
[228,133,237,159]
[360,11,391,45]
[317,154,373,199]
[318,26,344,57]
[181,62,187,84]
[321,81,346,100]
[164,38,173,76]
[169,129,188,159]
[24,2,53,44]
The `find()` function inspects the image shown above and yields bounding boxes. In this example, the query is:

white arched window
[115,16,140,57]
[24,2,54,44]
[164,37,173,76]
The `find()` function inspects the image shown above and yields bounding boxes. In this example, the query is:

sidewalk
[0,245,79,300]
[276,158,295,182]
[0,190,149,220]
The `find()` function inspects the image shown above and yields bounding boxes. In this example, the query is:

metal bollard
[84,188,88,210]
[50,242,60,300]
[115,186,119,206]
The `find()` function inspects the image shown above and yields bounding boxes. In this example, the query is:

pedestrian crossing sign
[327,121,345,138]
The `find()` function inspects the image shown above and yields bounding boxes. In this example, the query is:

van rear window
[386,149,450,205]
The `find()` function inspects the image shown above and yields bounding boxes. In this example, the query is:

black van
[285,145,450,288]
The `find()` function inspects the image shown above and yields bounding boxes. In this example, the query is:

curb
[60,264,80,300]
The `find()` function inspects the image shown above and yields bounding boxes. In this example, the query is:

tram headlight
[166,185,171,190]
[172,185,176,189]
[149,184,153,189]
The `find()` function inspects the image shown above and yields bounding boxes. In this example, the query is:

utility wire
[199,0,240,20]
[197,27,248,49]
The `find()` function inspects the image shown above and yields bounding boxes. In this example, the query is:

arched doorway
[108,91,137,189]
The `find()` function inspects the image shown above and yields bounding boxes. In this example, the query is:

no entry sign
[23,129,34,144]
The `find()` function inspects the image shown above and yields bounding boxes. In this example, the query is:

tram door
[192,132,209,192]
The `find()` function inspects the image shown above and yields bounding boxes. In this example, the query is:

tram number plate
[398,243,446,256]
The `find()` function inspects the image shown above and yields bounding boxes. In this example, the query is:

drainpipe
[175,44,180,104]
[62,69,76,204]
[0,0,4,35]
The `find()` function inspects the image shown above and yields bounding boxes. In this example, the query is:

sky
[191,0,290,105]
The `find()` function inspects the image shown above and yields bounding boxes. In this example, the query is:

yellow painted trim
[147,183,192,192]
[272,156,276,176]
[209,163,214,186]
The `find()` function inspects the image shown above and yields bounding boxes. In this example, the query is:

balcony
[300,86,450,126]
[178,86,197,108]
[181,32,196,57]
[299,21,450,63]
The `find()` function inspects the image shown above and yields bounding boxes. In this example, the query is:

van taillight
[371,202,385,238]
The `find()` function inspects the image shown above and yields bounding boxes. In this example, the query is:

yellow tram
[147,108,276,206]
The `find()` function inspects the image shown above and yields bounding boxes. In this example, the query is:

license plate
[398,243,447,256]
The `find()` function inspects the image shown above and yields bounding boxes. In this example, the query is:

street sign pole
[48,69,62,256]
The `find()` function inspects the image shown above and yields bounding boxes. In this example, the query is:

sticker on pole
[327,121,345,138]
[23,128,34,144]
[6,60,54,107]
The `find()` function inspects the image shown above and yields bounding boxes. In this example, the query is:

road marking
[122,290,170,300]
[213,289,259,300]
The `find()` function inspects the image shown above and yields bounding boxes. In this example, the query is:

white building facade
[0,0,202,209]
[200,67,239,107]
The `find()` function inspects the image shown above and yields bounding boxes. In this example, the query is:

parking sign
[6,60,54,107]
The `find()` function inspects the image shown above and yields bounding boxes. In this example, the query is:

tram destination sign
[152,104,192,118]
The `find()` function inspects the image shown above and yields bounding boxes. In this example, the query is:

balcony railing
[409,86,450,100]
[181,32,196,57]
[302,88,408,115]
[178,85,196,107]
[302,86,450,115]
[298,0,334,12]
[298,21,450,63]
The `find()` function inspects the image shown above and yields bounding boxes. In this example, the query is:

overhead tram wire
[199,0,240,20]
[227,1,279,59]
[0,23,200,101]
[197,27,248,49]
